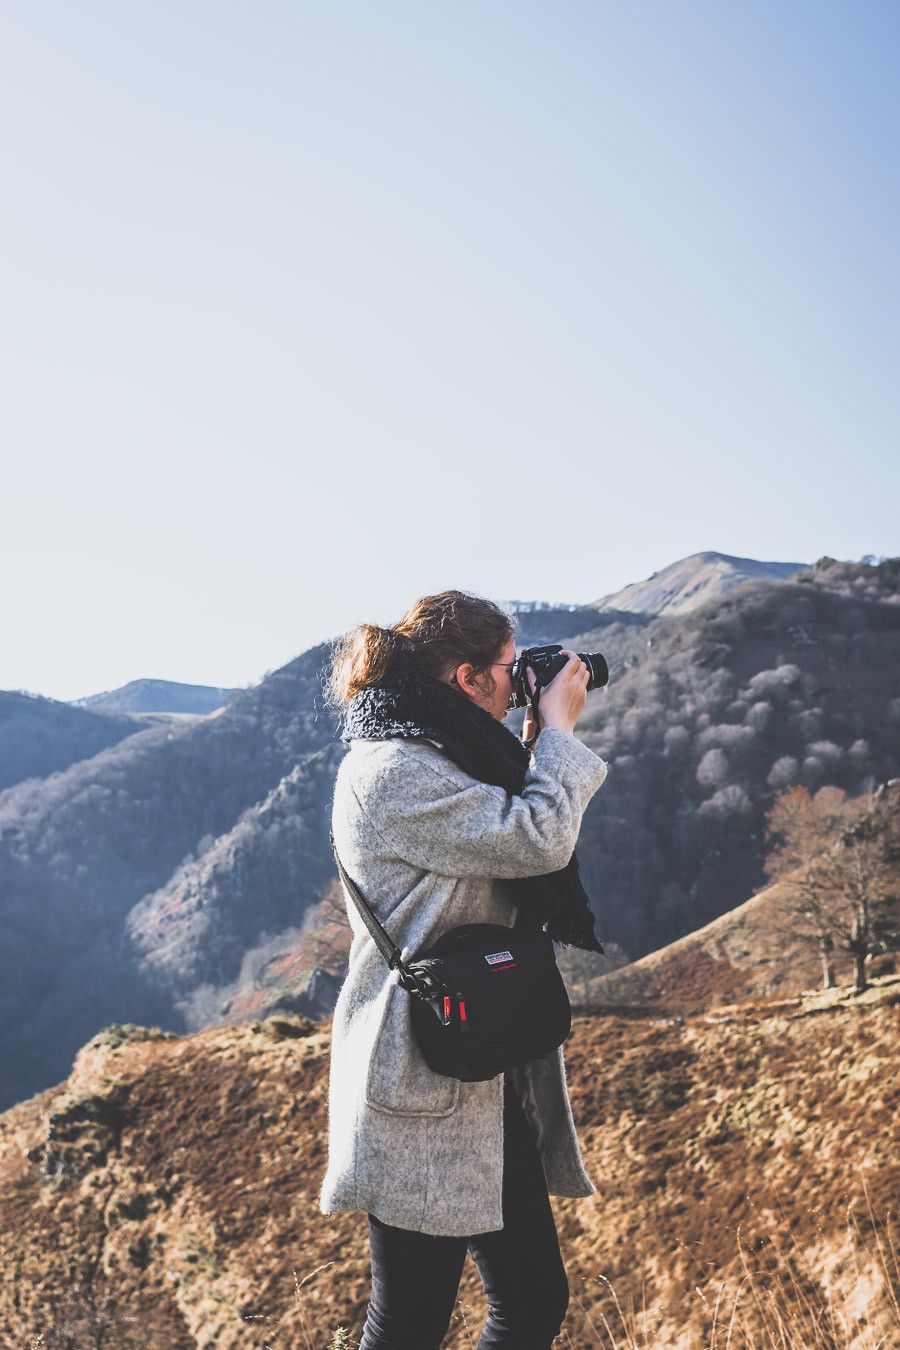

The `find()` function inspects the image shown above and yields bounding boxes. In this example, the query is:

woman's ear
[454,662,477,695]
[448,662,491,701]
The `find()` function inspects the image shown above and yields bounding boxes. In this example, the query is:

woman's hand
[521,666,543,742]
[521,652,589,742]
[522,683,538,743]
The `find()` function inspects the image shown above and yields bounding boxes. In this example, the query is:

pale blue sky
[2,1,897,701]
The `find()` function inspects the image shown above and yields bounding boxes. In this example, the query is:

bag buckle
[397,960,445,1001]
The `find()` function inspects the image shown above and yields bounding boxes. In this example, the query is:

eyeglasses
[450,659,517,686]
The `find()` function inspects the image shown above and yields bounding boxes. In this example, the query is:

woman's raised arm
[349,727,607,880]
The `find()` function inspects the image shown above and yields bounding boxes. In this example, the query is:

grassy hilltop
[2,978,897,1348]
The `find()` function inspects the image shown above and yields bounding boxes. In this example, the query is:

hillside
[0,642,340,1109]
[0,689,144,791]
[590,550,806,617]
[1,983,896,1348]
[141,556,900,1036]
[1,556,897,1113]
[0,610,648,1110]
[202,776,900,1035]
[794,554,900,604]
[588,779,900,1011]
[505,600,647,645]
[570,558,900,959]
[126,743,346,1026]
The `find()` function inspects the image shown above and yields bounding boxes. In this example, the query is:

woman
[319,590,609,1349]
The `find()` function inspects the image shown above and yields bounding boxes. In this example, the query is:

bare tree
[816,792,899,991]
[764,785,848,989]
[299,878,353,975]
[765,784,900,992]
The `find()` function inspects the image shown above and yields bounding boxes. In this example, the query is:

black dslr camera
[507,644,609,713]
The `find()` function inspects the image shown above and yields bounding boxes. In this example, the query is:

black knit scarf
[341,667,604,953]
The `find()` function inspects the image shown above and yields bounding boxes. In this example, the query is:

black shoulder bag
[330,831,572,1082]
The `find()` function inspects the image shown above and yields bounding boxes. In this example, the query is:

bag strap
[329,829,407,975]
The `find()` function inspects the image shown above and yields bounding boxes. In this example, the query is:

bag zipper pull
[457,995,468,1031]
[442,994,452,1027]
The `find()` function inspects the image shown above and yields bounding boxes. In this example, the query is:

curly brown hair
[322,589,517,709]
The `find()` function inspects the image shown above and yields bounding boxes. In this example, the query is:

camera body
[507,644,609,711]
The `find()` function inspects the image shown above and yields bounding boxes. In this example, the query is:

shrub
[808,739,843,765]
[698,785,753,819]
[746,700,773,731]
[697,724,756,752]
[748,664,802,700]
[696,748,729,788]
[768,756,800,788]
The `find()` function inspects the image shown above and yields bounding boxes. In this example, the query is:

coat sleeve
[348,727,608,879]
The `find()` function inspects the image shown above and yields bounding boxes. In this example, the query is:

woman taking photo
[319,589,609,1349]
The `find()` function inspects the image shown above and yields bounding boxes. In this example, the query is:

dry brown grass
[562,1175,899,1348]
[288,1181,898,1349]
[1,980,896,1348]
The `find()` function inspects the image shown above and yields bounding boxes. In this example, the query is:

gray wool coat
[318,725,609,1237]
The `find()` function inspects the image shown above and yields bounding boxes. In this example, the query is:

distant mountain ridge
[506,600,645,646]
[590,550,807,617]
[72,678,238,715]
[0,691,142,792]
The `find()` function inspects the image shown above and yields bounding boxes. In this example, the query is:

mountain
[1,980,896,1347]
[0,608,656,1110]
[794,553,900,603]
[506,600,646,646]
[0,690,143,792]
[144,556,900,1044]
[0,643,340,1109]
[0,679,238,799]
[228,776,899,1029]
[126,743,346,1027]
[590,550,807,617]
[570,556,900,959]
[1,555,897,1112]
[72,678,238,716]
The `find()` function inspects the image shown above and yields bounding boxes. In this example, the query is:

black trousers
[359,1074,569,1349]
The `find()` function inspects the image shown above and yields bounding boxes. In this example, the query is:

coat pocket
[365,982,460,1117]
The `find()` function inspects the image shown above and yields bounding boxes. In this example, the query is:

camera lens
[583,653,609,691]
